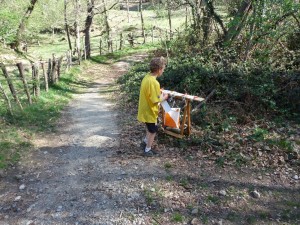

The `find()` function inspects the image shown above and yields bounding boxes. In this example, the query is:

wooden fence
[0,26,178,115]
[0,50,73,115]
[88,26,177,56]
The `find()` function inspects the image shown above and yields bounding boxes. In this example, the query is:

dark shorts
[145,123,158,133]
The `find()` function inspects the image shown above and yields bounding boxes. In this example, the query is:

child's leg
[144,128,149,144]
[145,123,158,151]
[146,132,156,149]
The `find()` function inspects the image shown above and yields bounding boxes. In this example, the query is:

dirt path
[0,54,157,225]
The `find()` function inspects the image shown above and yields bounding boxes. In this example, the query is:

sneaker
[143,149,158,157]
[143,150,155,157]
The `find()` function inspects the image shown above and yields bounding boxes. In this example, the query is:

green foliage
[207,195,220,204]
[171,212,184,223]
[164,162,172,169]
[0,9,20,43]
[249,127,269,142]
[117,62,148,103]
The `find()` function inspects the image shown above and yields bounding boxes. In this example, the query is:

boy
[137,57,168,156]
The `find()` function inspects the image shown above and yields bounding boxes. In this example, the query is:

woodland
[0,0,300,224]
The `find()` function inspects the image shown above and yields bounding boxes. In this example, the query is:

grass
[164,162,172,169]
[171,212,184,223]
[90,43,159,64]
[0,65,84,168]
[144,189,154,205]
[28,34,69,59]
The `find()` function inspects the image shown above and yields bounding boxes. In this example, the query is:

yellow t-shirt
[137,73,161,123]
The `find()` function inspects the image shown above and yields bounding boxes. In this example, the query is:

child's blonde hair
[150,57,166,73]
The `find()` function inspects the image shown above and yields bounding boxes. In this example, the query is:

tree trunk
[15,0,38,52]
[64,0,72,51]
[222,0,252,45]
[139,0,146,44]
[75,0,81,64]
[167,0,172,39]
[102,0,111,51]
[203,0,226,35]
[84,0,95,59]
[126,0,130,23]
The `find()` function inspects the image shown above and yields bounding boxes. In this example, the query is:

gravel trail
[0,54,160,225]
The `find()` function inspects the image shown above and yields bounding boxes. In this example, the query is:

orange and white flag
[161,101,180,128]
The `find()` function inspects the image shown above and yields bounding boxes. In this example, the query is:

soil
[0,53,299,225]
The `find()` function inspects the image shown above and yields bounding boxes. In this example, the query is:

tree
[139,0,146,44]
[15,0,39,51]
[74,0,81,63]
[84,0,95,58]
[65,0,73,51]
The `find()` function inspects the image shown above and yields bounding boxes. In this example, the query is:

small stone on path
[219,190,227,196]
[19,184,26,190]
[250,190,261,198]
[14,196,21,201]
[191,208,199,214]
[191,218,201,225]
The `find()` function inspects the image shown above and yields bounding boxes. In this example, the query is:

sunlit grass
[0,66,83,168]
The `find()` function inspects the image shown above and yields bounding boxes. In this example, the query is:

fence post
[107,38,111,52]
[51,54,57,84]
[34,62,40,97]
[17,62,32,104]
[0,80,13,115]
[83,46,87,60]
[57,56,63,80]
[31,63,38,97]
[119,33,123,50]
[0,63,23,110]
[47,58,52,85]
[41,62,49,92]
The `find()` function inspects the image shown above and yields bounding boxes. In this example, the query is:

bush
[118,53,299,122]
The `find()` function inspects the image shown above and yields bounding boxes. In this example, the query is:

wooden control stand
[160,90,205,139]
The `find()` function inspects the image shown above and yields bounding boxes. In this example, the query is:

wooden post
[0,80,13,115]
[180,101,188,136]
[57,56,63,80]
[16,62,32,104]
[0,63,23,110]
[34,62,40,97]
[47,58,52,85]
[110,39,113,53]
[32,63,38,97]
[119,33,123,50]
[187,100,191,135]
[41,62,48,92]
[83,46,87,60]
[51,54,57,84]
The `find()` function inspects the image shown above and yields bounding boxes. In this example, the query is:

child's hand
[160,93,168,102]
[162,93,169,100]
